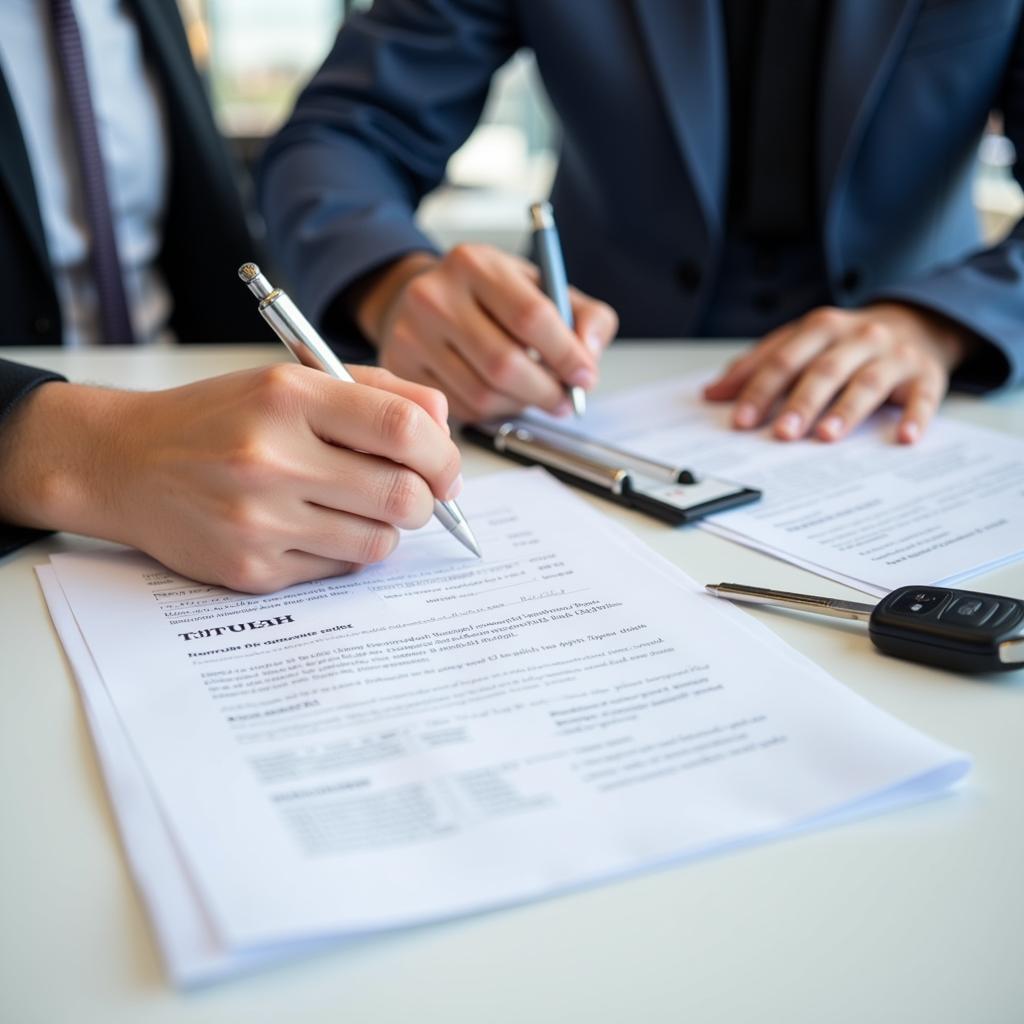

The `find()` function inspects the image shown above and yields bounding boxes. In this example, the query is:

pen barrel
[260,293,353,383]
[533,227,575,327]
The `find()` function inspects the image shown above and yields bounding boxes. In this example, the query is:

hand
[0,364,462,592]
[354,246,619,422]
[703,303,976,443]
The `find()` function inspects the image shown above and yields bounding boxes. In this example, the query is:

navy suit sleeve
[871,17,1024,393]
[0,358,66,557]
[259,0,521,360]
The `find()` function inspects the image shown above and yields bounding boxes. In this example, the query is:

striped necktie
[48,0,136,345]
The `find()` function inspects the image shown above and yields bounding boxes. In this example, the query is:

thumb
[570,289,619,358]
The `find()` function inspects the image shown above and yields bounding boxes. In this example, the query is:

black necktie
[48,0,136,344]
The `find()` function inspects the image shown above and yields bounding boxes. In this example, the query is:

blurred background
[178,0,1022,253]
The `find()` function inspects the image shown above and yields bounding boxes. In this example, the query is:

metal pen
[238,263,481,559]
[530,201,587,418]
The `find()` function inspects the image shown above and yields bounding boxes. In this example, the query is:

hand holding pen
[240,265,481,558]
[349,243,617,424]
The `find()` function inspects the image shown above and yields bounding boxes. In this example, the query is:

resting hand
[703,303,975,443]
[0,364,462,592]
[354,246,618,422]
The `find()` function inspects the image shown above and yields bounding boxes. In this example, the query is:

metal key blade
[705,583,875,622]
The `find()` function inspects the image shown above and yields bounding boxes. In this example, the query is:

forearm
[0,381,136,540]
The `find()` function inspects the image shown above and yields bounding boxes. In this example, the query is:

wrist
[868,301,978,370]
[353,252,439,346]
[0,381,139,539]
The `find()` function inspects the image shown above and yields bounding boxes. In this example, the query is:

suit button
[839,267,863,293]
[33,315,52,334]
[676,260,703,291]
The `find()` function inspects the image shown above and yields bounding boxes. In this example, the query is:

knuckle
[854,366,886,391]
[508,297,548,341]
[219,553,273,594]
[252,362,306,413]
[858,321,890,346]
[765,350,800,376]
[226,440,279,486]
[403,274,444,318]
[808,306,845,331]
[448,243,484,274]
[377,396,422,452]
[810,354,844,380]
[483,348,521,390]
[379,469,425,524]
[356,525,399,565]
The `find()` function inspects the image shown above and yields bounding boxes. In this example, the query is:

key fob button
[987,602,1023,631]
[937,595,999,627]
[889,589,949,616]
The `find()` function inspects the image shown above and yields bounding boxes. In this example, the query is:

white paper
[527,375,1024,595]
[42,470,970,983]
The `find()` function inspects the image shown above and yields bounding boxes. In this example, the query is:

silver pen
[530,201,587,418]
[238,263,481,559]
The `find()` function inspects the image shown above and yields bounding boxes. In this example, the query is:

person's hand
[353,246,619,422]
[0,364,462,593]
[703,303,976,443]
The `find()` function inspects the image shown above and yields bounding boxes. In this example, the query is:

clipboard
[463,419,761,525]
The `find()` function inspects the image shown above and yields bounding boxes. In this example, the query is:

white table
[1,344,1022,1024]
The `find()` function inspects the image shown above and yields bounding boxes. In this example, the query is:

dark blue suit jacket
[261,0,1024,389]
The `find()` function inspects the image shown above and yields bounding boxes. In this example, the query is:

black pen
[530,201,586,418]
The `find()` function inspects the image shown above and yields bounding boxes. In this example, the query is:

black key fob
[870,586,1024,673]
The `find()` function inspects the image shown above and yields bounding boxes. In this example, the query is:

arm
[0,363,463,592]
[0,359,67,557]
[259,0,521,356]
[259,0,616,421]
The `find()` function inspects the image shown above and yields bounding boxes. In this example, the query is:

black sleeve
[0,358,67,558]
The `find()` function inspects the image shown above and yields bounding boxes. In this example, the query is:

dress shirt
[0,0,173,346]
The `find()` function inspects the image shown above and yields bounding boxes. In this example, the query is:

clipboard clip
[469,420,761,525]
[495,424,633,494]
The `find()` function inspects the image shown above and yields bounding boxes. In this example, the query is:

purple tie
[48,0,136,345]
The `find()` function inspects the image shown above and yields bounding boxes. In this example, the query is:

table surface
[1,343,1022,1024]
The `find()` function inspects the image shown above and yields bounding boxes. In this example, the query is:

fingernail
[776,411,803,438]
[586,331,603,355]
[734,402,758,428]
[446,474,464,501]
[900,421,920,444]
[553,400,573,418]
[819,414,843,439]
[567,367,596,389]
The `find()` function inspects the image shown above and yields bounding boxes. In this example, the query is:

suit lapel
[0,67,50,275]
[818,0,921,225]
[631,0,727,236]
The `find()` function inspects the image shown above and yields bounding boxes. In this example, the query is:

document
[529,375,1024,595]
[41,470,969,984]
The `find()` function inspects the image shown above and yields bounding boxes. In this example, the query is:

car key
[705,583,1024,673]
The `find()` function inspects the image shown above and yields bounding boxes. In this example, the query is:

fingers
[772,327,881,440]
[347,364,450,433]
[292,502,402,565]
[895,371,945,444]
[703,324,796,402]
[422,345,533,423]
[300,374,462,502]
[305,446,437,530]
[728,316,841,428]
[459,247,595,386]
[447,297,572,414]
[814,357,913,441]
[571,289,619,356]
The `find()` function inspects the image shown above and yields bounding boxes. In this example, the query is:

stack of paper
[39,470,969,986]
[528,374,1024,596]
